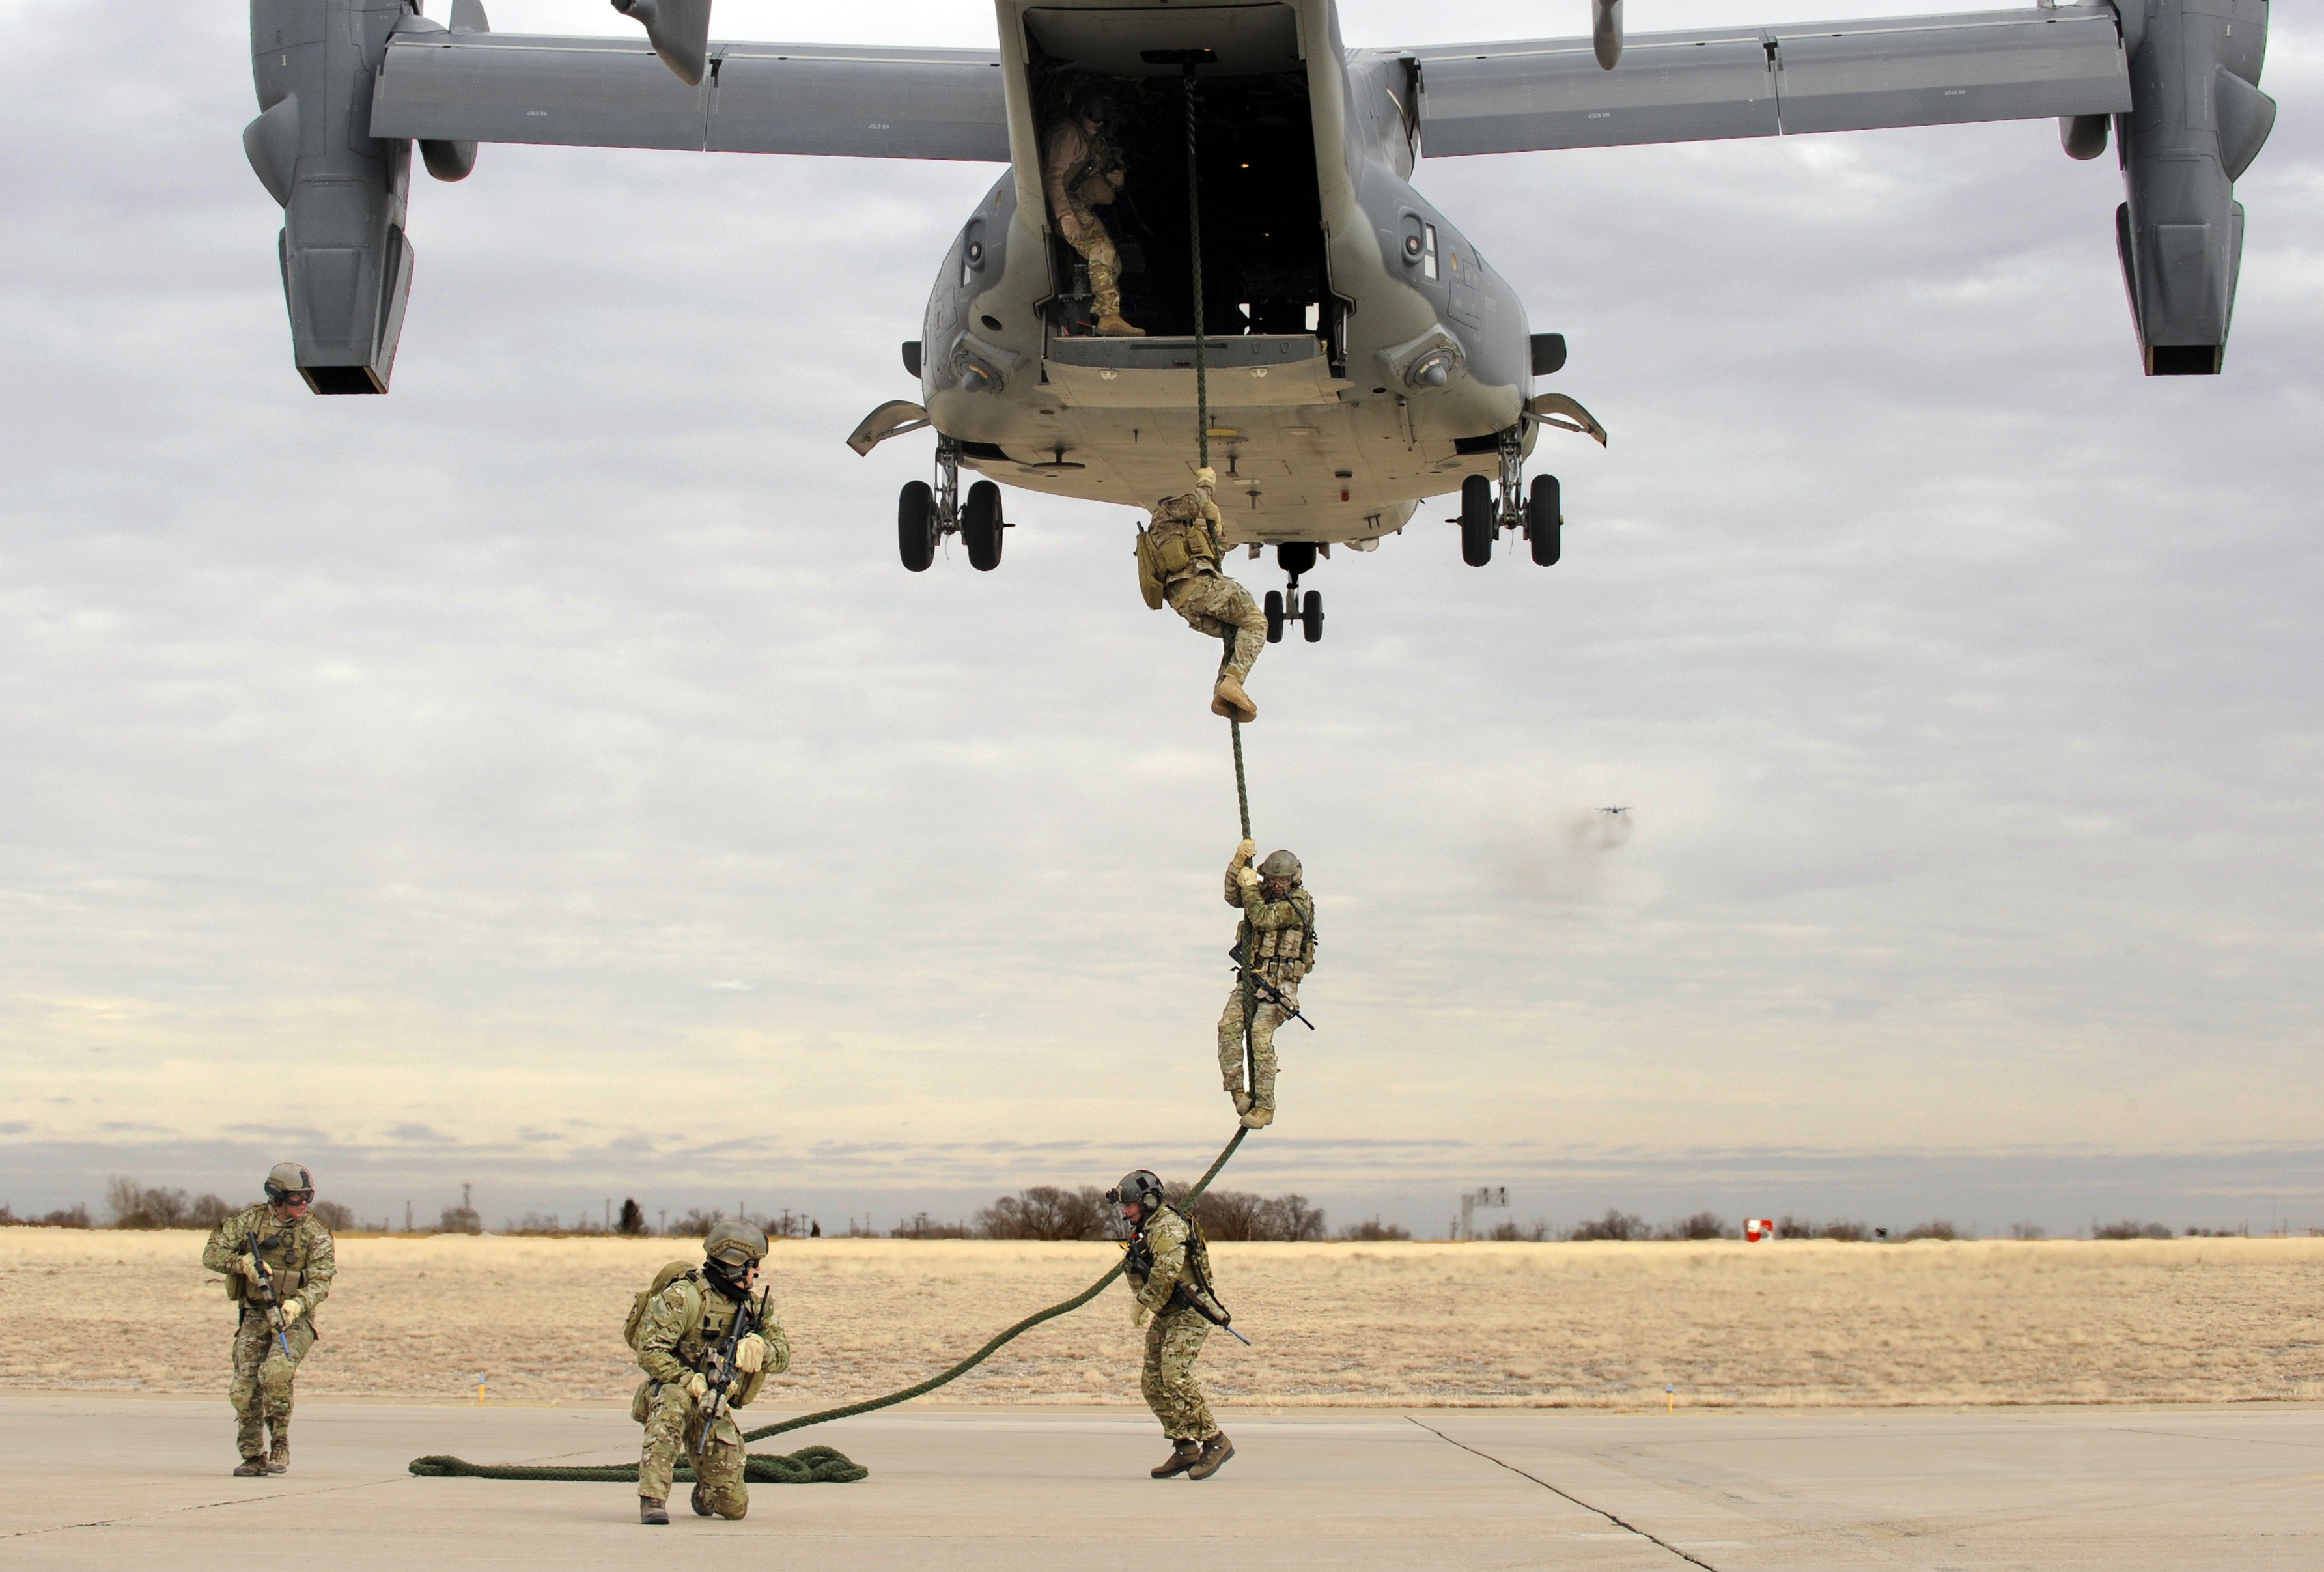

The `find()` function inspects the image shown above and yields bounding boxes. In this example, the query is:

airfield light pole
[1459,1186,1509,1242]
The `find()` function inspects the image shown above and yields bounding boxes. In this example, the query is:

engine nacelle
[247,0,416,394]
[2114,0,2276,376]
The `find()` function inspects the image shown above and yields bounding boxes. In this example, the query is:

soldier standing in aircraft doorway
[1043,87,1143,337]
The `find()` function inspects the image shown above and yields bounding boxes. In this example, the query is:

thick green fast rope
[408,1125,1251,1482]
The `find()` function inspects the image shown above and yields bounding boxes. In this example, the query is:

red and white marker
[1744,1218,1774,1242]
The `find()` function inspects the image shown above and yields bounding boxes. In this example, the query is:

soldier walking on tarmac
[201,1162,337,1476]
[1110,1169,1234,1481]
[1136,467,1267,722]
[631,1221,788,1525]
[1219,839,1317,1127]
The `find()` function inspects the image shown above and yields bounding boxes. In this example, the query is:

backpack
[623,1261,703,1351]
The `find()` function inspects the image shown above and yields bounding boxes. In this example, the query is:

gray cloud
[3,3,2321,1235]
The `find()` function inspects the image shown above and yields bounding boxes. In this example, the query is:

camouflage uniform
[1042,116,1131,327]
[1143,482,1267,716]
[201,1203,335,1465]
[633,1271,789,1518]
[1219,851,1317,1123]
[1127,1206,1216,1441]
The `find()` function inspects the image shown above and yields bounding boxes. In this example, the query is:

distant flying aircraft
[241,1,2273,633]
[1599,807,1629,817]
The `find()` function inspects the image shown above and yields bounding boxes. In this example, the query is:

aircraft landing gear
[1265,542,1323,643]
[1459,428,1565,568]
[898,438,1011,573]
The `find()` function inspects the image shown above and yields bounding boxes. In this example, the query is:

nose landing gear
[1263,543,1324,643]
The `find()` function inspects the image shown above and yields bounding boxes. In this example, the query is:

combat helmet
[1106,1169,1166,1216]
[1257,849,1302,886]
[703,1220,770,1270]
[262,1162,315,1204]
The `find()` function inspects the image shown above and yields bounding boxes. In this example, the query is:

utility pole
[404,1200,412,1233]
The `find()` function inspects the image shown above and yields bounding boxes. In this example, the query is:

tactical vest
[1065,124,1125,207]
[625,1266,744,1371]
[1134,492,1223,608]
[1239,889,1317,985]
[225,1222,311,1304]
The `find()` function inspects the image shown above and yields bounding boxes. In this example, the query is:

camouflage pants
[230,1308,315,1459]
[1062,197,1124,320]
[1218,979,1296,1114]
[1166,568,1265,683]
[638,1381,748,1517]
[1141,1306,1215,1440]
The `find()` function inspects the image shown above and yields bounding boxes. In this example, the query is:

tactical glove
[1233,839,1256,867]
[682,1373,709,1401]
[1235,865,1261,890]
[279,1298,303,1322]
[1132,1304,1150,1329]
[735,1333,768,1374]
[240,1257,265,1282]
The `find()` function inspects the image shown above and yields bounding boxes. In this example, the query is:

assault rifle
[1127,1212,1252,1347]
[242,1231,296,1364]
[1228,938,1316,1032]
[693,1287,770,1457]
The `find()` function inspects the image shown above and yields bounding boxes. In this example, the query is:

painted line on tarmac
[1404,1414,1723,1572]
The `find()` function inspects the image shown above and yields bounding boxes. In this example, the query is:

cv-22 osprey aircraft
[245,0,2272,637]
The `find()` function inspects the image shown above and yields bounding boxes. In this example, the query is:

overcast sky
[2,1,2319,1239]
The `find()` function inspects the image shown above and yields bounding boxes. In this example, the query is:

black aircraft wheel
[1263,589,1286,643]
[962,480,1004,571]
[898,480,937,572]
[1300,589,1324,643]
[1459,474,1494,567]
[1528,474,1562,567]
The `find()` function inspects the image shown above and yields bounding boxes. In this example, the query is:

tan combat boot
[1240,1104,1274,1130]
[639,1496,670,1525]
[1188,1431,1235,1480]
[232,1456,267,1478]
[690,1483,715,1517]
[1223,1078,1252,1116]
[1095,314,1145,337]
[265,1427,288,1474]
[1151,1439,1203,1478]
[1211,674,1257,723]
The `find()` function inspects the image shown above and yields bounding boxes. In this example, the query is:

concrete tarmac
[3,1396,2317,1569]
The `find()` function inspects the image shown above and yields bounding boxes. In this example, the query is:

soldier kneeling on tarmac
[629,1221,789,1525]
[1112,1168,1234,1481]
[201,1161,336,1476]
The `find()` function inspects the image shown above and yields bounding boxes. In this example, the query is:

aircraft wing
[1408,4,2131,156]
[369,30,1009,160]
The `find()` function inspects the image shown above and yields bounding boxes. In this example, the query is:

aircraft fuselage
[919,0,1547,548]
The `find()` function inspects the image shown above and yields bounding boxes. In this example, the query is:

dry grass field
[8,1231,2321,1411]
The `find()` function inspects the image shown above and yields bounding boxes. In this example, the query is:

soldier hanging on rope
[1136,466,1268,722]
[1110,1168,1236,1481]
[1042,87,1143,337]
[628,1221,789,1525]
[201,1162,337,1476]
[1220,839,1317,1128]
